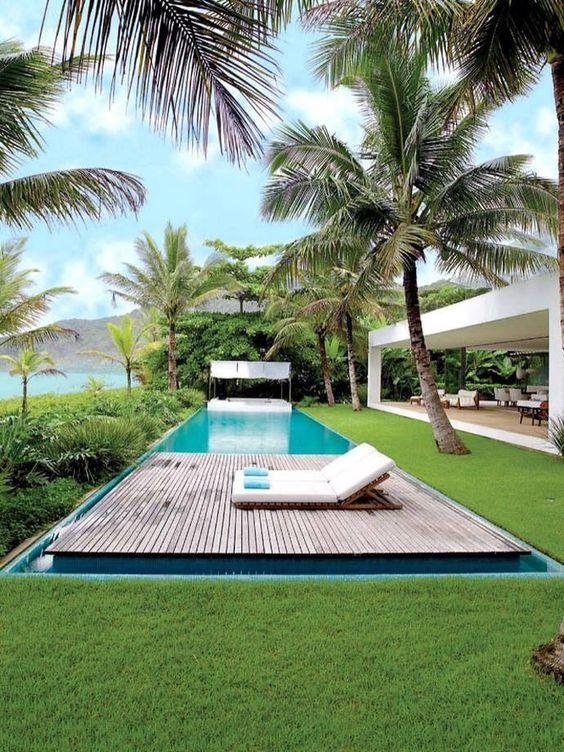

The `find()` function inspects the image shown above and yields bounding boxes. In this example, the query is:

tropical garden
[0,2,563,751]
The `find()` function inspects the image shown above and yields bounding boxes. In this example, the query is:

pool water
[157,408,354,454]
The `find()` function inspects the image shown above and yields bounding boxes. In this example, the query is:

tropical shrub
[48,416,147,483]
[143,312,354,402]
[0,416,46,487]
[175,388,206,409]
[0,477,84,557]
[548,418,564,457]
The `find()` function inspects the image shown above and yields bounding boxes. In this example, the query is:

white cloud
[536,106,557,137]
[284,87,361,145]
[482,118,557,179]
[175,141,220,173]
[51,89,132,136]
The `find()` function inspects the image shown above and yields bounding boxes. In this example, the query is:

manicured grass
[0,577,562,752]
[304,406,564,561]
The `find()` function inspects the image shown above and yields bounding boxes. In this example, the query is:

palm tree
[81,316,145,395]
[265,288,338,407]
[0,349,65,413]
[100,223,237,390]
[272,239,399,410]
[309,0,564,350]
[0,41,144,231]
[0,238,76,347]
[262,43,557,452]
[44,0,313,163]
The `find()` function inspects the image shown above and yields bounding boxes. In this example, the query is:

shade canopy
[210,360,290,380]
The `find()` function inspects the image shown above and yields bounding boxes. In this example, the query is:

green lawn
[304,406,564,562]
[0,578,562,752]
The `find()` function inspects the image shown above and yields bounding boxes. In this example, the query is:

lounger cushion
[328,453,396,500]
[244,479,270,489]
[232,471,337,505]
[243,467,268,477]
[319,443,377,482]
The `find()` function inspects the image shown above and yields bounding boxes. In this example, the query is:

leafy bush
[0,477,84,557]
[143,312,354,402]
[175,388,206,409]
[297,396,320,408]
[548,418,564,457]
[48,416,147,483]
[356,383,368,406]
[0,416,46,487]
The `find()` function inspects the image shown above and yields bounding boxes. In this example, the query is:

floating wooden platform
[46,453,527,558]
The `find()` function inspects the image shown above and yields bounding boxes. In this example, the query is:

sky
[0,1,559,322]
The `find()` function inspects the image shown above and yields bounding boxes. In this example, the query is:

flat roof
[369,273,554,352]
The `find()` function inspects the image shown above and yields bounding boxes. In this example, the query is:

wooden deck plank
[46,452,527,557]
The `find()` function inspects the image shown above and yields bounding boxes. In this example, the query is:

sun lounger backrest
[320,443,377,482]
[328,452,396,500]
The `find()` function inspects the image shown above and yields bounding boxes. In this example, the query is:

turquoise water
[157,408,354,454]
[0,371,125,399]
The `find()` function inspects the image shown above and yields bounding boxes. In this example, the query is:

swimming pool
[156,407,354,454]
[2,408,562,579]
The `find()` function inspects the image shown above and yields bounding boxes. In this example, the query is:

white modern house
[367,272,563,451]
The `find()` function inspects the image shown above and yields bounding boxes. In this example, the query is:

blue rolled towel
[244,479,270,490]
[243,467,268,477]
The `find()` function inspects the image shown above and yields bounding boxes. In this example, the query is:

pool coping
[1,406,562,580]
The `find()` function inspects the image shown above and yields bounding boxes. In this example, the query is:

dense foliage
[0,386,204,557]
[143,312,363,402]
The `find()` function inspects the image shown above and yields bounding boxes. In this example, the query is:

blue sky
[0,2,558,322]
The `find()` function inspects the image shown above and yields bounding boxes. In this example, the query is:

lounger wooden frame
[233,472,402,510]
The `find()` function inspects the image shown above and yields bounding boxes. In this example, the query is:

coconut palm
[0,349,65,413]
[271,238,399,410]
[0,41,144,231]
[265,288,338,406]
[44,0,314,163]
[309,1,564,350]
[81,316,145,395]
[0,238,76,347]
[262,43,557,452]
[100,223,237,390]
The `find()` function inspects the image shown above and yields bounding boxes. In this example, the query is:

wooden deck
[47,453,527,558]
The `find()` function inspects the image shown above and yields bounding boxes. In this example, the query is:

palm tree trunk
[167,320,177,390]
[316,331,335,406]
[551,55,564,351]
[403,259,468,454]
[126,367,132,396]
[344,313,361,411]
[22,376,28,414]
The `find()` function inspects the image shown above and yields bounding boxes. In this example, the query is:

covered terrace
[367,273,563,453]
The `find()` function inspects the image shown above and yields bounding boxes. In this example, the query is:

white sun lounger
[232,444,399,510]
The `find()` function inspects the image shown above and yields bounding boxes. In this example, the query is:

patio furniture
[494,388,511,406]
[445,389,480,409]
[409,389,445,406]
[517,399,549,426]
[232,443,401,510]
[509,388,526,406]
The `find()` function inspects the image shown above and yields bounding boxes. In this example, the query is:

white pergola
[367,272,564,426]
[209,360,292,401]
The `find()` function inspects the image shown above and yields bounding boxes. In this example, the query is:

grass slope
[304,406,564,561]
[0,578,562,752]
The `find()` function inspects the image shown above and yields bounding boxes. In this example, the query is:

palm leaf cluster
[0,40,145,230]
[101,223,238,389]
[0,238,76,348]
[45,0,313,162]
[262,42,557,448]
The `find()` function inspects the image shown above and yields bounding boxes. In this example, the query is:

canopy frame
[208,360,292,402]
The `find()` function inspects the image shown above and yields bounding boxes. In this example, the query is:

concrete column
[367,346,382,407]
[548,277,564,425]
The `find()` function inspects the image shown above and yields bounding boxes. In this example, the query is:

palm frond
[45,0,313,162]
[0,168,145,230]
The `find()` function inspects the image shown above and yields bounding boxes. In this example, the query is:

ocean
[0,371,126,400]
